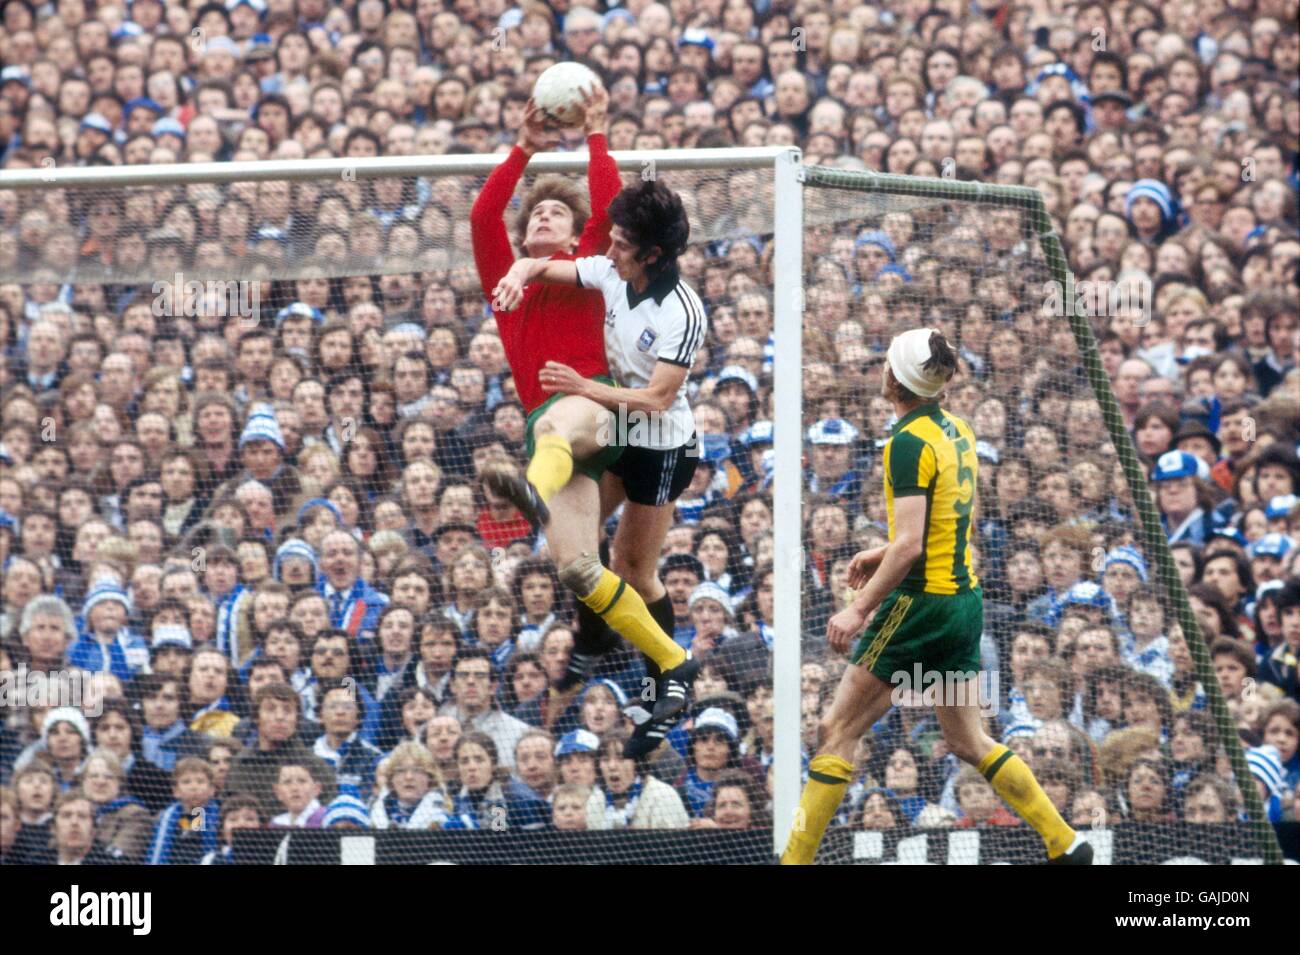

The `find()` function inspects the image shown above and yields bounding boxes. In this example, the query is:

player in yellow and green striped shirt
[781,327,1091,866]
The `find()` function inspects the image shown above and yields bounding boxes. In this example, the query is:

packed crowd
[0,0,1298,864]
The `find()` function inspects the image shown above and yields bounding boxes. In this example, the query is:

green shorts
[524,375,624,483]
[850,585,983,681]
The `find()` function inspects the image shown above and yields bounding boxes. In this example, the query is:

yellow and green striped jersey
[883,401,979,595]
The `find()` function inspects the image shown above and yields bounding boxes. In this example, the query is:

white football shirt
[574,255,707,449]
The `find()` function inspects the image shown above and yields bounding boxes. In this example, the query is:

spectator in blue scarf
[442,733,509,830]
[137,674,209,773]
[146,757,221,864]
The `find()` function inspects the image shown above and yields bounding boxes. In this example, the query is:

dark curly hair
[607,180,690,281]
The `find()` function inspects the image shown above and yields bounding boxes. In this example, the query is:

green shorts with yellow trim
[524,375,624,483]
[850,585,983,681]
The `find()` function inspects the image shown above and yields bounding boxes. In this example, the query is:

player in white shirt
[492,180,707,755]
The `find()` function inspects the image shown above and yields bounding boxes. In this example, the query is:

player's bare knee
[558,552,604,595]
[534,414,559,438]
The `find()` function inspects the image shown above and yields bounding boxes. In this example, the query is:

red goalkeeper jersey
[470,133,620,413]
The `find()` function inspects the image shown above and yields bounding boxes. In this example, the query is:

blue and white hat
[124,96,164,119]
[1210,525,1247,547]
[239,404,284,450]
[245,33,275,58]
[274,538,319,579]
[151,625,193,650]
[1063,580,1111,610]
[1150,450,1203,482]
[322,794,370,828]
[601,8,635,30]
[693,707,739,740]
[254,225,289,245]
[738,420,774,448]
[226,0,267,15]
[112,22,145,41]
[688,582,733,618]
[1029,63,1089,104]
[807,418,859,446]
[0,66,31,87]
[1001,721,1038,744]
[152,118,186,141]
[1103,545,1148,583]
[854,229,896,260]
[715,365,758,394]
[297,497,343,526]
[554,728,600,758]
[84,581,132,616]
[1255,579,1285,603]
[1248,533,1294,561]
[80,113,114,135]
[583,678,628,709]
[1246,744,1284,799]
[1125,179,1175,227]
[1253,579,1284,600]
[390,322,427,341]
[275,301,324,326]
[679,27,715,51]
[1266,494,1298,520]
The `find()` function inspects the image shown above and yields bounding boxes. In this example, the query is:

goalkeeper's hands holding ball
[579,82,608,137]
[517,98,560,156]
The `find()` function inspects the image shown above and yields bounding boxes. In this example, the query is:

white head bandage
[886,327,950,398]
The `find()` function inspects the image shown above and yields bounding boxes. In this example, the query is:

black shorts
[609,435,699,506]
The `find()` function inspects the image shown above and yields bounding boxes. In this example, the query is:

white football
[532,62,602,126]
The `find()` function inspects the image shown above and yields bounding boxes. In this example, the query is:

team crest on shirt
[636,328,658,351]
[605,307,617,328]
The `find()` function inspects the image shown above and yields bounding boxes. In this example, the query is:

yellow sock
[781,754,852,865]
[579,569,686,673]
[979,744,1076,858]
[526,433,574,504]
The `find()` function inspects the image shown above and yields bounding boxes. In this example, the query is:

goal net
[0,152,1284,865]
[1,151,787,865]
[793,165,1284,865]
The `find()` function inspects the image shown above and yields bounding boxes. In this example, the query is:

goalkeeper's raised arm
[469,84,616,299]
